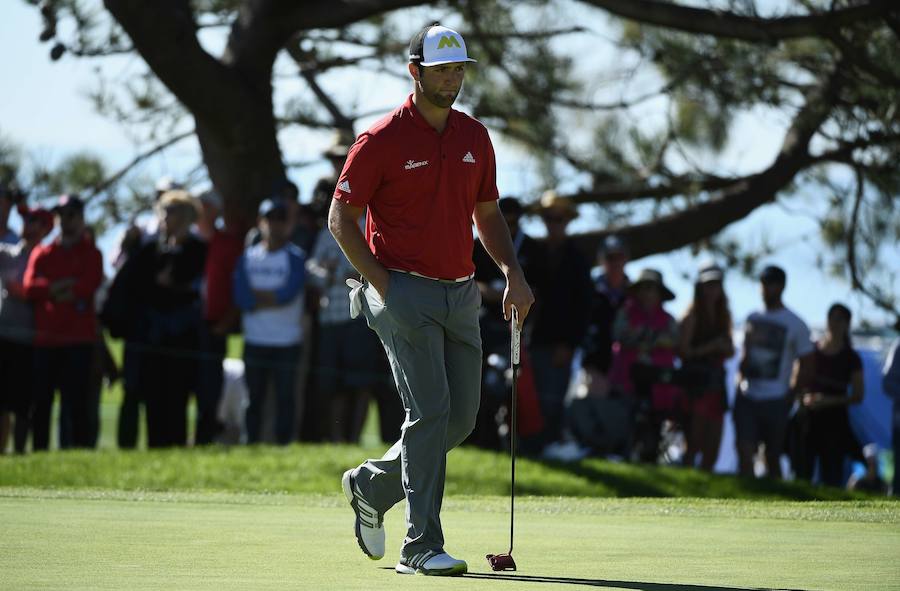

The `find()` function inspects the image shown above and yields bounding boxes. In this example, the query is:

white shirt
[741,307,813,400]
[237,243,305,347]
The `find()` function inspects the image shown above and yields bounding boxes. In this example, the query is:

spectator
[794,303,864,486]
[0,207,53,453]
[82,226,117,448]
[127,190,207,447]
[580,235,631,396]
[528,190,592,450]
[608,268,680,462]
[306,213,387,443]
[233,198,306,444]
[247,181,311,249]
[103,225,146,448]
[678,264,734,471]
[736,265,814,479]
[113,176,184,269]
[196,189,244,445]
[23,194,103,450]
[880,336,899,496]
[471,196,541,449]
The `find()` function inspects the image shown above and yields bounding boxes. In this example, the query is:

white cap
[409,25,477,67]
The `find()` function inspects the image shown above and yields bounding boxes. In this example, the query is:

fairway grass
[1,489,898,591]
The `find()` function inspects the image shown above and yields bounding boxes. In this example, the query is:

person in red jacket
[23,194,103,450]
[196,194,245,445]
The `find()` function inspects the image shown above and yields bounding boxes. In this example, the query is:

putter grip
[511,307,520,365]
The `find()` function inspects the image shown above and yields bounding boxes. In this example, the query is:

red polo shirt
[334,94,499,280]
[23,236,103,346]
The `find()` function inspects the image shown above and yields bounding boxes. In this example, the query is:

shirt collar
[402,93,459,134]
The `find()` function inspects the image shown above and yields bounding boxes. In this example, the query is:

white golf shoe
[395,550,467,576]
[341,469,385,560]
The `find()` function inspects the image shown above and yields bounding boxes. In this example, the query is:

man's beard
[421,82,460,108]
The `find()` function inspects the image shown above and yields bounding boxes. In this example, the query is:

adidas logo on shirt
[338,180,351,193]
[462,152,476,164]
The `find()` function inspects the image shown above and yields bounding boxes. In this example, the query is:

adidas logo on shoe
[342,469,385,560]
[396,550,467,576]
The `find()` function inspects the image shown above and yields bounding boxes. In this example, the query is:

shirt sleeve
[274,249,306,305]
[232,253,255,311]
[22,246,50,300]
[333,133,382,208]
[476,128,500,203]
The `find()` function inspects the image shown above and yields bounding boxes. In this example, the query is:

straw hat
[537,190,577,221]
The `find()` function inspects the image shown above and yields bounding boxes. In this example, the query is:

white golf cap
[409,24,477,67]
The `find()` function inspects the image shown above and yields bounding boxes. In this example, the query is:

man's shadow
[380,569,808,590]
[462,572,809,591]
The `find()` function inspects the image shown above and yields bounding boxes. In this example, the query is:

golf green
[1,489,897,590]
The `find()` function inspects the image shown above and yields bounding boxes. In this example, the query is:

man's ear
[408,62,420,81]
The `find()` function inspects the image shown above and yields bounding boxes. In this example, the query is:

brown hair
[684,280,732,347]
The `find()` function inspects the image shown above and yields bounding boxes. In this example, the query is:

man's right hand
[503,269,534,329]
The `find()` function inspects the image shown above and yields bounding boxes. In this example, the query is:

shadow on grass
[526,456,857,501]
[463,572,809,591]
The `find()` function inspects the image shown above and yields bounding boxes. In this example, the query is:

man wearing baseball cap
[23,194,103,450]
[736,264,814,479]
[330,23,534,576]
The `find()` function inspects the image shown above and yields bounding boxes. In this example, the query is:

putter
[486,306,519,572]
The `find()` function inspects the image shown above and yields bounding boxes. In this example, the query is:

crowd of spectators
[0,149,897,494]
[471,192,897,495]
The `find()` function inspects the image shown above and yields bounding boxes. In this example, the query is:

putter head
[486,553,517,571]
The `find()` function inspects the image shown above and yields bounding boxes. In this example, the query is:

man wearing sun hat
[528,190,592,452]
[330,22,534,576]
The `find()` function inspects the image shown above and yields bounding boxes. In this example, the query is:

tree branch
[225,0,431,75]
[284,38,355,133]
[570,174,738,204]
[578,0,896,43]
[103,0,234,130]
[846,166,900,325]
[84,130,195,200]
[825,30,900,87]
[569,72,842,258]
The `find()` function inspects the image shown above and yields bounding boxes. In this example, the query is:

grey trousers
[349,270,482,559]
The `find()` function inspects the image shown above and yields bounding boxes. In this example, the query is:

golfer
[330,23,534,576]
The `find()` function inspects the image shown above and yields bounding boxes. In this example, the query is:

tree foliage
[21,0,900,325]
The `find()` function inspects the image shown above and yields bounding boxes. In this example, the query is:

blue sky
[1,1,897,332]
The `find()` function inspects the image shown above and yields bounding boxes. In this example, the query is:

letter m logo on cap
[437,35,462,49]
